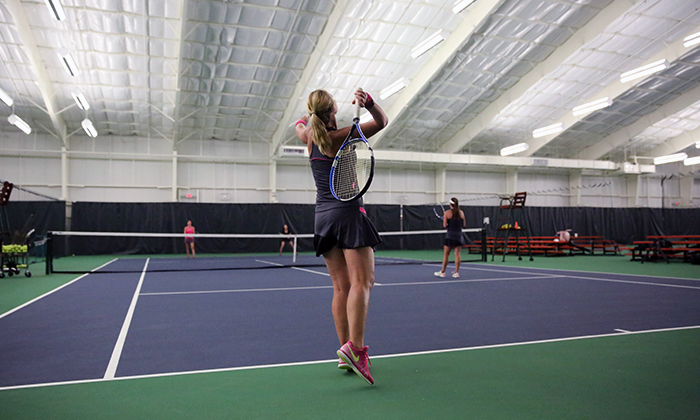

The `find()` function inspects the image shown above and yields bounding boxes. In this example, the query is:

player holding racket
[434,198,466,278]
[295,88,387,385]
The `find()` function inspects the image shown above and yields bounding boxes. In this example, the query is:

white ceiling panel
[0,0,699,171]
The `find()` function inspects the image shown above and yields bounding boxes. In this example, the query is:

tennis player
[279,224,294,255]
[184,220,196,258]
[435,198,466,278]
[295,88,387,385]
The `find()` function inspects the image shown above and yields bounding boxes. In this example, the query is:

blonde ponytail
[306,90,335,156]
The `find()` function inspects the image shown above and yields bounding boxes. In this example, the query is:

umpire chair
[492,191,534,262]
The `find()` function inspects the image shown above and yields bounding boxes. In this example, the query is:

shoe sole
[337,349,374,385]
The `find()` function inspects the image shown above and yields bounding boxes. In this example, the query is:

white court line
[2,324,698,392]
[465,262,700,282]
[292,267,330,277]
[141,285,332,296]
[256,259,283,267]
[562,273,700,290]
[141,274,553,296]
[615,329,631,333]
[104,258,149,380]
[0,258,118,321]
[462,264,700,290]
[378,274,560,287]
[256,259,330,277]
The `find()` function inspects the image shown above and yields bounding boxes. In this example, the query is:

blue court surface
[1,255,699,389]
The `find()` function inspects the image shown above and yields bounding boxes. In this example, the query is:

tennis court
[1,251,698,419]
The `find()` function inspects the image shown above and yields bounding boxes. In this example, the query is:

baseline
[1,324,696,392]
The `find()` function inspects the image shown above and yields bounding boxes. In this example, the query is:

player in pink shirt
[184,220,196,258]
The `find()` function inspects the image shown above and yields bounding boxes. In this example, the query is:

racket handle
[354,87,363,120]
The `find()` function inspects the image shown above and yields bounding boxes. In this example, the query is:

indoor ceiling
[1,0,699,166]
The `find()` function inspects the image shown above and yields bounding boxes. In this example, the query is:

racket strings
[332,141,372,200]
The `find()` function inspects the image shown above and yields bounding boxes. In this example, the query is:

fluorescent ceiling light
[359,112,373,124]
[684,156,700,166]
[572,97,612,116]
[500,143,529,156]
[411,30,448,59]
[452,0,476,14]
[71,91,90,110]
[44,0,66,21]
[59,53,78,77]
[0,87,13,107]
[653,152,687,165]
[532,122,563,138]
[683,31,700,48]
[81,118,97,138]
[380,77,409,100]
[620,59,667,83]
[8,114,31,134]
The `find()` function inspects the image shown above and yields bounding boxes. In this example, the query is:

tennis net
[46,228,486,274]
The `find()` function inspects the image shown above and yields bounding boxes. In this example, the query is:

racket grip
[354,87,363,120]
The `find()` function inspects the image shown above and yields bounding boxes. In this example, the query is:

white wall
[1,132,699,207]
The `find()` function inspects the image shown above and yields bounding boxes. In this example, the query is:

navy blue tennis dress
[309,142,381,256]
[445,214,465,248]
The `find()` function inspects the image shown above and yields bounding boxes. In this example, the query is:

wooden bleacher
[467,234,620,257]
[623,235,700,263]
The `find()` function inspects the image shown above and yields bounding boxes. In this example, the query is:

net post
[46,231,53,274]
[293,236,297,264]
[480,228,487,262]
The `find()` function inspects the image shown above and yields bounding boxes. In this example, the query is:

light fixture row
[522,28,700,155]
[377,1,476,103]
[2,86,95,136]
[1,87,30,134]
[38,0,700,163]
[653,152,700,167]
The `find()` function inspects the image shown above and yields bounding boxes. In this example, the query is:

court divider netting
[45,228,487,274]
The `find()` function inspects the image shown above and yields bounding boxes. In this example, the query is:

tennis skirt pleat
[314,206,382,256]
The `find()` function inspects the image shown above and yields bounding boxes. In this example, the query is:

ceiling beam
[371,0,505,149]
[373,149,618,171]
[525,22,700,157]
[648,124,700,158]
[438,0,639,154]
[574,83,700,160]
[5,0,68,147]
[171,0,190,149]
[268,0,350,157]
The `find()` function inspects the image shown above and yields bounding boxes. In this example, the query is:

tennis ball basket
[0,243,31,278]
[1,243,31,278]
[0,181,32,278]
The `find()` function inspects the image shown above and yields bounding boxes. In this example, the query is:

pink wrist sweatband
[364,92,374,110]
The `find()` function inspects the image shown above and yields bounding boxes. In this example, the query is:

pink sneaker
[434,271,445,278]
[338,358,351,370]
[337,341,374,385]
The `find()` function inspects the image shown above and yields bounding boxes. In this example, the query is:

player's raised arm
[354,89,387,139]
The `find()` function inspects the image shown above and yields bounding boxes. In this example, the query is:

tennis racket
[329,88,375,201]
[432,202,446,219]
